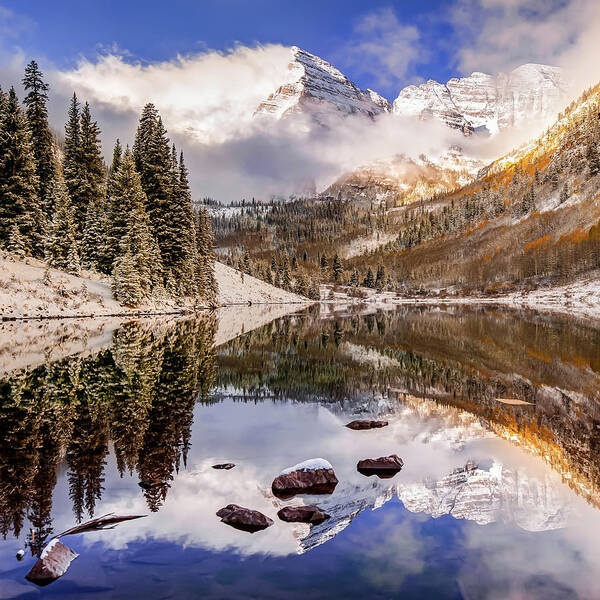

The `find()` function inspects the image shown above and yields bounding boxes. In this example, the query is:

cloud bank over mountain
[2,0,600,201]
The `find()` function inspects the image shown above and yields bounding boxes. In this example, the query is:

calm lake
[1,305,600,599]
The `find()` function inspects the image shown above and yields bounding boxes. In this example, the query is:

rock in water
[216,504,273,533]
[357,455,404,479]
[25,539,79,586]
[271,458,339,498]
[212,463,235,470]
[277,505,331,524]
[345,420,388,430]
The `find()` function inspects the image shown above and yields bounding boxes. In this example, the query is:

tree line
[0,61,217,306]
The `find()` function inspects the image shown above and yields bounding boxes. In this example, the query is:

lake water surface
[1,305,600,599]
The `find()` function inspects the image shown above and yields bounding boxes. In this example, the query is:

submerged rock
[271,458,339,498]
[25,539,78,587]
[216,504,273,533]
[357,455,404,479]
[345,420,388,430]
[212,463,235,470]
[277,505,331,524]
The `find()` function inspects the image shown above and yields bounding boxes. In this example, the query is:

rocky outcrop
[357,455,404,478]
[216,504,274,533]
[393,64,568,135]
[346,419,389,430]
[212,463,235,470]
[277,505,331,524]
[271,458,339,498]
[255,46,390,125]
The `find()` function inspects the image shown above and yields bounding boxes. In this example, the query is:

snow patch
[278,458,334,476]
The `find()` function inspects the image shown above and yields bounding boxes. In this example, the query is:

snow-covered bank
[320,276,600,321]
[214,261,308,305]
[0,252,310,320]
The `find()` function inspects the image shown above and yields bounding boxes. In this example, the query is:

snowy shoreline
[0,253,310,321]
[321,277,600,322]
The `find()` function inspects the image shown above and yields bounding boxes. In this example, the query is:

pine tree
[165,147,196,296]
[63,93,83,231]
[44,180,78,271]
[8,223,26,256]
[133,105,171,276]
[332,253,343,282]
[0,87,43,254]
[363,267,375,288]
[22,60,57,216]
[560,183,569,204]
[195,207,218,304]
[112,250,143,307]
[107,138,122,198]
[294,273,308,296]
[375,265,385,290]
[587,140,600,177]
[78,102,106,264]
[107,148,162,291]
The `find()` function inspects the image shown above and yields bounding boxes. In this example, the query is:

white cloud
[54,44,462,202]
[339,7,424,89]
[57,44,293,145]
[451,0,600,94]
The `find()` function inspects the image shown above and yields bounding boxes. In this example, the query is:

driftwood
[55,513,146,537]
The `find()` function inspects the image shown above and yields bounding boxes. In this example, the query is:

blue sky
[1,0,460,99]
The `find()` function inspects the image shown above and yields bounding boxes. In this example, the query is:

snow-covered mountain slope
[398,460,569,532]
[254,46,391,124]
[393,64,568,134]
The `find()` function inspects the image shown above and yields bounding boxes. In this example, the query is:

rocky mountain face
[398,460,569,532]
[393,64,568,135]
[254,46,391,124]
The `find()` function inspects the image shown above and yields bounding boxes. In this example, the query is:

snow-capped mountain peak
[392,63,568,135]
[254,46,391,122]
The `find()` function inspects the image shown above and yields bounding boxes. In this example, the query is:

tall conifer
[0,87,43,254]
[22,60,57,216]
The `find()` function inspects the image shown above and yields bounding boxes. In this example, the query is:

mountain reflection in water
[1,305,600,599]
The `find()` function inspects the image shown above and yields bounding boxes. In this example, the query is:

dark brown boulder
[357,454,404,479]
[212,463,235,470]
[216,504,273,533]
[345,420,388,430]
[271,459,338,498]
[25,539,78,586]
[277,505,331,524]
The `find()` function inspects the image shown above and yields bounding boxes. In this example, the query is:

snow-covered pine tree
[63,93,83,233]
[79,102,107,267]
[0,87,43,255]
[7,222,26,256]
[172,150,199,297]
[133,105,171,276]
[195,207,218,303]
[45,179,78,271]
[112,249,143,307]
[587,139,600,177]
[66,241,81,275]
[22,60,57,217]
[111,148,163,298]
[106,138,122,198]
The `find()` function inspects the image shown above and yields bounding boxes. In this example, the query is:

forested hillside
[216,82,600,296]
[0,62,217,308]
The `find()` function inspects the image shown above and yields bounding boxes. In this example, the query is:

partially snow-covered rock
[272,458,339,498]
